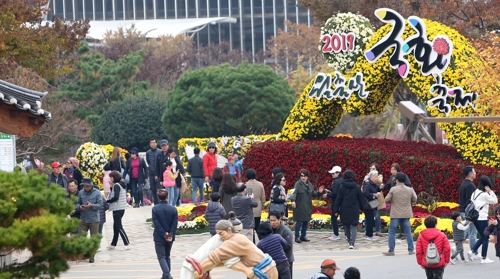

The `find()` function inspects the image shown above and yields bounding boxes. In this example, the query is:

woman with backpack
[416,215,450,279]
[467,175,498,263]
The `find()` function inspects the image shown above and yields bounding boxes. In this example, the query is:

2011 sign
[321,33,356,53]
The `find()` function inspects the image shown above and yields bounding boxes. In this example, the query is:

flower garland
[319,13,374,72]
[281,16,500,167]
[75,142,109,187]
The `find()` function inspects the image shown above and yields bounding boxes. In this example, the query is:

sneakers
[348,245,354,249]
[467,250,474,261]
[120,246,131,251]
[472,254,482,260]
[295,238,302,243]
[106,245,116,250]
[328,234,341,241]
[365,236,379,241]
[383,252,395,256]
[88,258,94,263]
[344,236,348,241]
[408,251,415,255]
[481,257,494,264]
[450,258,456,265]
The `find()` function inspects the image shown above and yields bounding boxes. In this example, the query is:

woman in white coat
[468,175,498,263]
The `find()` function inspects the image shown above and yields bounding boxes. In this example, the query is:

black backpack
[464,192,484,221]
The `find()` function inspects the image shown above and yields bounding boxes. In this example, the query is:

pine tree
[0,170,101,279]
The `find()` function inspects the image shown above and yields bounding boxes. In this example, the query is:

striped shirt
[257,234,288,265]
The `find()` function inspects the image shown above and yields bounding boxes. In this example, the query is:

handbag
[377,192,386,210]
[180,174,188,194]
[269,202,286,213]
[368,198,380,209]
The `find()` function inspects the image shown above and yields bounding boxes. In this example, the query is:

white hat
[328,166,342,173]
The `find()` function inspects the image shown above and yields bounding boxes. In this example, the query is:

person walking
[332,170,365,249]
[76,178,103,263]
[187,147,205,203]
[210,167,223,194]
[122,147,148,208]
[325,166,343,241]
[290,169,324,243]
[484,206,500,261]
[146,138,162,205]
[231,183,258,240]
[458,166,478,250]
[467,175,498,263]
[269,211,295,278]
[106,171,130,250]
[205,192,226,236]
[152,189,178,279]
[245,168,266,232]
[257,222,291,279]
[155,139,171,203]
[449,211,471,264]
[382,172,417,256]
[416,215,450,279]
[166,147,185,206]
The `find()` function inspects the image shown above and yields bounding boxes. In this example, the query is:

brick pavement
[93,205,402,264]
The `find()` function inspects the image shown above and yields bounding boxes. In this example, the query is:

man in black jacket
[459,165,477,250]
[324,166,343,241]
[146,138,162,205]
[187,147,205,202]
[152,189,178,279]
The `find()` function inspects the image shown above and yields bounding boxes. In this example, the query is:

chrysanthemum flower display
[75,142,109,188]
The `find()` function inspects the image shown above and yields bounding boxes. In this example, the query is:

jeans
[149,174,160,205]
[472,220,489,258]
[388,218,414,252]
[130,178,144,206]
[331,211,339,236]
[111,210,130,246]
[166,187,176,206]
[98,223,104,235]
[364,209,374,237]
[374,209,381,233]
[155,241,173,278]
[295,221,308,239]
[460,212,477,249]
[451,240,465,260]
[191,177,204,202]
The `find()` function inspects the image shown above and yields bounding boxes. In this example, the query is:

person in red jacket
[203,141,218,184]
[416,215,450,279]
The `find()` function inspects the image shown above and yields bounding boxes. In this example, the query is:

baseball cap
[51,161,61,168]
[161,139,168,145]
[228,155,234,161]
[328,166,342,174]
[321,259,341,270]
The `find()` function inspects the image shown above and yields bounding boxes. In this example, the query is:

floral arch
[280,8,500,168]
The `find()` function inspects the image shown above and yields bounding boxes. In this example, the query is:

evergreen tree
[162,62,295,142]
[91,96,168,151]
[0,170,100,279]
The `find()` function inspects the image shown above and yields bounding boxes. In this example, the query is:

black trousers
[111,210,130,246]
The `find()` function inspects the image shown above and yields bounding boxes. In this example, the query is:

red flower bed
[243,137,500,202]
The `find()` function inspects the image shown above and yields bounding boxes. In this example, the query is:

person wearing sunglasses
[289,169,324,243]
[270,173,289,218]
[203,141,218,185]
[63,157,83,190]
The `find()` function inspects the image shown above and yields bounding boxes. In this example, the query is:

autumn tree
[188,41,259,69]
[298,0,500,38]
[0,170,100,279]
[0,0,89,79]
[267,21,325,77]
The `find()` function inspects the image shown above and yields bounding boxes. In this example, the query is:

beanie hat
[68,157,79,168]
[130,147,139,154]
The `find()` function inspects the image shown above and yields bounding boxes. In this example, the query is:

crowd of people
[44,139,499,279]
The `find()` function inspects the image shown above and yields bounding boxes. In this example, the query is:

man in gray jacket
[146,138,162,205]
[231,183,258,241]
[76,178,104,263]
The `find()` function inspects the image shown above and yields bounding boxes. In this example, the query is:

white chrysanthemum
[319,13,374,73]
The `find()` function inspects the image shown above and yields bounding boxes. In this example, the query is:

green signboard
[0,132,16,172]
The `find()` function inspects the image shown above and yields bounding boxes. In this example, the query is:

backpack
[425,240,441,265]
[464,192,484,221]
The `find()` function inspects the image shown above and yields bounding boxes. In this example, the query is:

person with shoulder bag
[270,173,289,218]
[106,171,130,250]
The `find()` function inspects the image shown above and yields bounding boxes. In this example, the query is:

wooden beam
[0,106,45,138]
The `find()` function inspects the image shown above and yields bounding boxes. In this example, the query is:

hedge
[243,136,500,202]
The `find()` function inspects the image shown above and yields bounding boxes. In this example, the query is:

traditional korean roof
[0,79,52,121]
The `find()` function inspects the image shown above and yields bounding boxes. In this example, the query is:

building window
[84,0,94,19]
[115,0,124,20]
[146,0,155,19]
[166,0,175,18]
[156,0,166,18]
[75,0,84,19]
[198,0,207,17]
[177,0,186,18]
[95,0,104,20]
[136,0,145,19]
[187,0,196,18]
[208,0,217,17]
[64,0,73,20]
[220,0,229,16]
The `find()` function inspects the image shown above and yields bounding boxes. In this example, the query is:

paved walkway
[91,205,398,264]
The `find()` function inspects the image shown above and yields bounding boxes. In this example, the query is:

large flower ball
[75,142,109,188]
[319,13,374,72]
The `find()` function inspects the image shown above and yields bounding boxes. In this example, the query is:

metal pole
[420,116,500,123]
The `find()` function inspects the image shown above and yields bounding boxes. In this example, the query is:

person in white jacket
[467,175,498,263]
